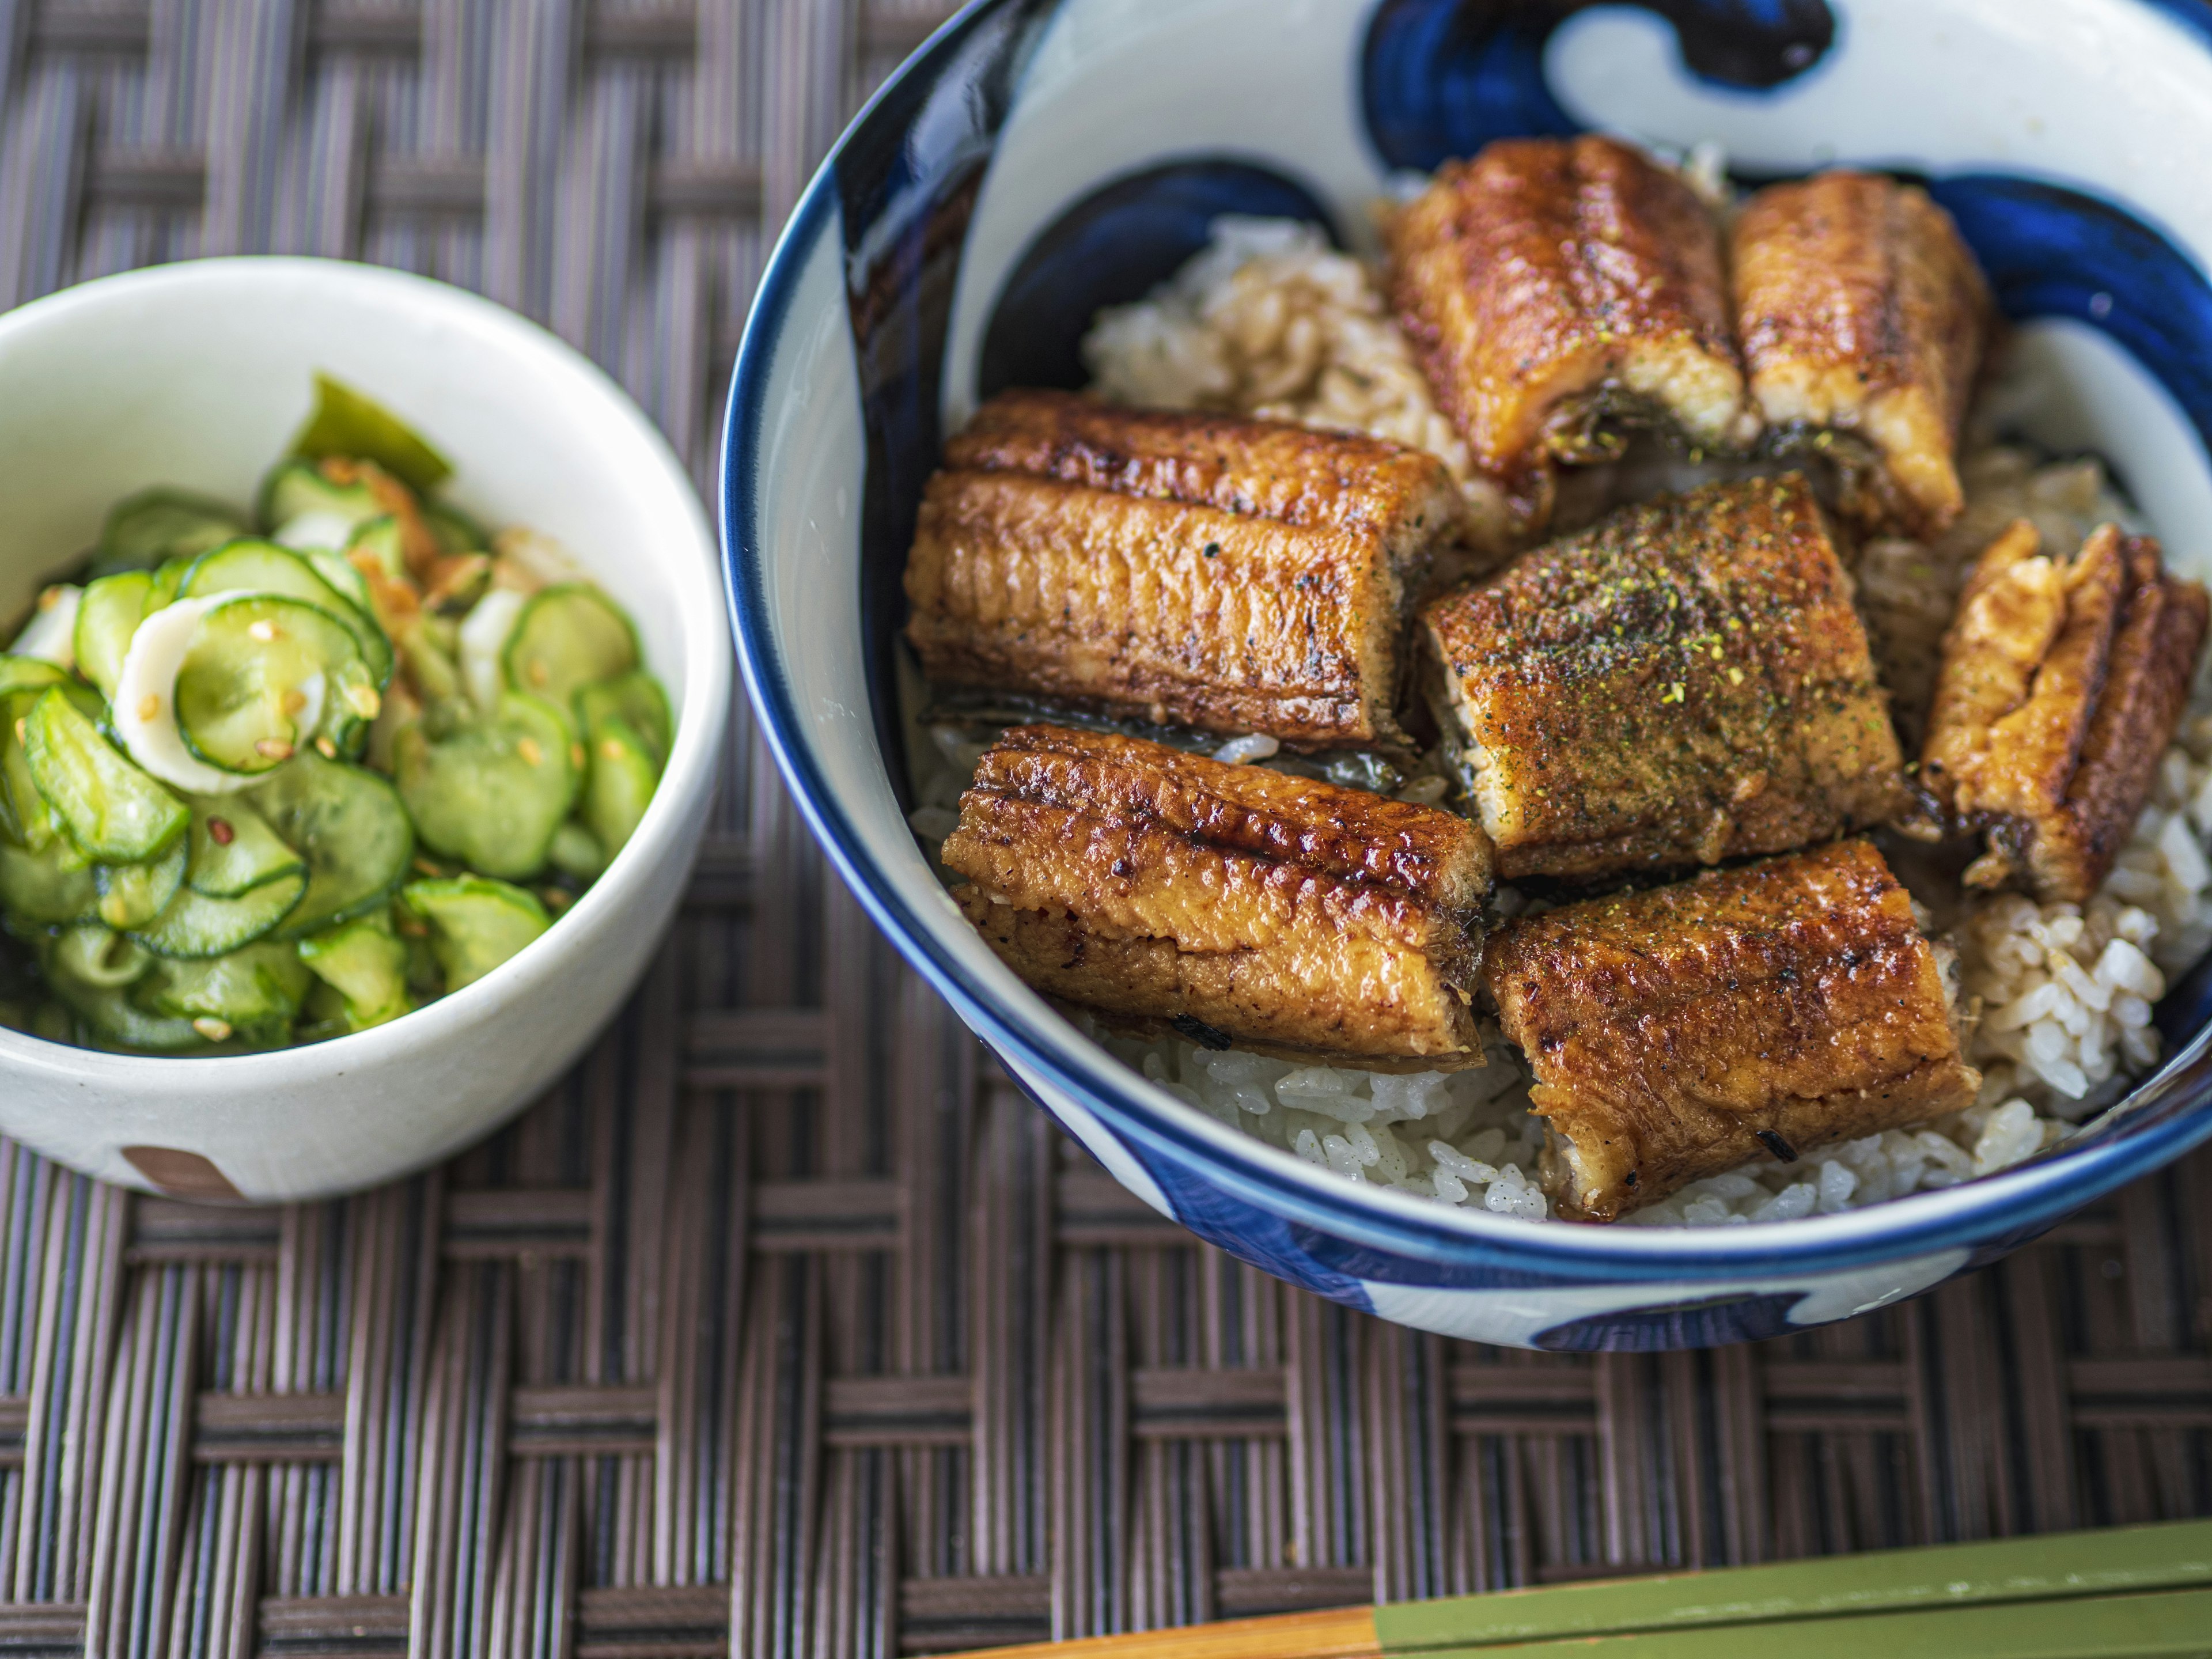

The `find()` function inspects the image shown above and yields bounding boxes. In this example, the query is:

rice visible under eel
[904,390,1460,749]
[940,724,1492,1065]
[1483,839,1982,1222]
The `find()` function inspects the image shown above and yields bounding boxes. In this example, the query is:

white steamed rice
[917,211,2212,1226]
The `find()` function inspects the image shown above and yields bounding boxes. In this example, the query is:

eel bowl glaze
[725,0,2212,1350]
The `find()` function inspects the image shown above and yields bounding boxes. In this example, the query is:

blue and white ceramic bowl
[725,0,2212,1350]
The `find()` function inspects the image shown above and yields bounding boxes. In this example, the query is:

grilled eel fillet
[1385,135,1756,540]
[1485,839,1980,1222]
[1732,172,1993,537]
[1423,474,1904,882]
[906,390,1461,749]
[941,724,1492,1065]
[1913,520,2209,903]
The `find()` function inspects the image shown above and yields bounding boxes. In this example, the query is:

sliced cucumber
[96,489,247,575]
[111,595,257,796]
[130,869,305,959]
[393,694,577,879]
[459,588,526,715]
[297,911,411,1029]
[173,594,378,776]
[344,517,408,584]
[94,838,187,930]
[183,795,304,897]
[0,656,67,699]
[51,925,153,989]
[546,821,605,881]
[577,672,671,771]
[581,715,657,860]
[249,750,414,935]
[426,504,486,556]
[289,373,452,494]
[74,572,158,702]
[0,684,62,850]
[22,688,190,863]
[10,585,80,669]
[149,556,194,607]
[259,458,385,540]
[502,586,638,709]
[181,539,393,689]
[0,839,97,924]
[138,941,310,1032]
[305,548,373,614]
[400,876,549,991]
[42,961,203,1051]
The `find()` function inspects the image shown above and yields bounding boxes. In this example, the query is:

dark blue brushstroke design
[1933,175,2212,481]
[978,160,1339,402]
[1534,1291,1809,1351]
[2137,0,2212,51]
[1362,0,1835,172]
[836,0,1062,811]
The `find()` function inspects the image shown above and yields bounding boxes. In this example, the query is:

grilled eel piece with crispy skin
[1485,839,1980,1222]
[1732,172,1994,537]
[905,391,1461,749]
[1423,474,1903,882]
[1385,135,1757,544]
[1912,520,2209,903]
[941,724,1493,1065]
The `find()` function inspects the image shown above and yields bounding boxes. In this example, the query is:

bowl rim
[723,0,2212,1279]
[0,253,731,1081]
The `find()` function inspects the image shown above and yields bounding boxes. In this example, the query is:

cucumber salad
[0,376,670,1054]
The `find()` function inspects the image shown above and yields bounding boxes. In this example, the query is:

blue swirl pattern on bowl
[728,0,2212,1349]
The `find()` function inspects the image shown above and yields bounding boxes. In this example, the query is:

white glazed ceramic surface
[0,257,730,1203]
[729,0,2212,1349]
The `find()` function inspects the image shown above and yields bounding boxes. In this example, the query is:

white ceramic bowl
[0,257,730,1202]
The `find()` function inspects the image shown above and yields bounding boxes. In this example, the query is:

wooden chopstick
[938,1518,2212,1658]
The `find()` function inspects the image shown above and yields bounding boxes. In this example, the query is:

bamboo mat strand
[0,2,2209,1654]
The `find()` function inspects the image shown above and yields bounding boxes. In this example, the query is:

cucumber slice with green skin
[459,588,526,715]
[401,876,549,991]
[546,820,605,880]
[344,517,408,584]
[42,961,203,1051]
[259,459,385,539]
[0,656,67,699]
[149,556,194,607]
[10,586,80,669]
[22,689,190,864]
[94,838,187,930]
[173,594,380,777]
[305,548,374,615]
[181,539,393,690]
[249,750,414,935]
[0,686,61,850]
[297,912,411,1029]
[581,714,657,861]
[577,672,671,771]
[290,374,453,494]
[426,504,485,556]
[183,795,304,897]
[96,489,248,575]
[393,694,577,879]
[130,868,305,959]
[502,586,638,710]
[112,596,256,796]
[138,941,310,1031]
[74,572,158,702]
[0,840,97,924]
[51,925,153,989]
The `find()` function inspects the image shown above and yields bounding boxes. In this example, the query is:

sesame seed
[192,1017,233,1042]
[207,817,235,846]
[517,737,543,766]
[248,620,278,642]
[137,694,160,721]
[255,738,294,760]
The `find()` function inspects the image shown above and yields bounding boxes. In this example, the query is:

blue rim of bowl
[722,0,2212,1282]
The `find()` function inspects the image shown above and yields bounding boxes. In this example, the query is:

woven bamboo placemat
[0,3,2209,1654]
